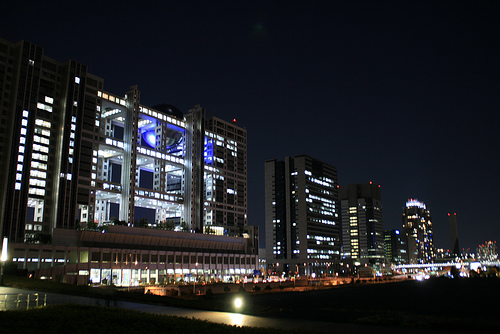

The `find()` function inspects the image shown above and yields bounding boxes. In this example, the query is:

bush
[238,286,246,294]
[205,289,213,299]
[252,285,261,292]
[264,284,272,291]
[223,286,231,292]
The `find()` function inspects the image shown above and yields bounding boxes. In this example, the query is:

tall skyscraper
[0,37,248,244]
[402,199,435,264]
[340,183,385,266]
[265,155,340,277]
[448,213,460,256]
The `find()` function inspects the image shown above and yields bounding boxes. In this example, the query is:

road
[0,286,447,333]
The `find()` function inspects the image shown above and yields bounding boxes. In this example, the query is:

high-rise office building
[448,213,460,256]
[384,229,408,265]
[0,37,257,285]
[340,183,385,265]
[402,199,435,264]
[265,155,340,277]
[0,37,248,243]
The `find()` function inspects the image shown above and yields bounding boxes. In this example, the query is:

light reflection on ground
[229,313,244,326]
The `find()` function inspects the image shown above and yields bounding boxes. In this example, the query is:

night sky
[2,1,499,251]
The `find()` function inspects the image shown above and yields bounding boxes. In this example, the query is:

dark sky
[2,1,499,251]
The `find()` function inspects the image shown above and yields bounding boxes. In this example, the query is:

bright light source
[1,237,8,262]
[234,297,243,308]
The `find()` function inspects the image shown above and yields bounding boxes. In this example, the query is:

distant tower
[402,199,435,264]
[340,183,385,266]
[384,229,408,265]
[448,213,460,256]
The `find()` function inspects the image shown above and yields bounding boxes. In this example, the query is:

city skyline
[1,1,498,250]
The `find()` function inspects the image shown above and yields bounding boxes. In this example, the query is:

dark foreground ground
[2,276,499,332]
[241,278,500,331]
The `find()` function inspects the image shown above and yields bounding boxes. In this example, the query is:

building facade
[0,37,257,284]
[384,229,408,265]
[0,37,248,243]
[340,183,385,266]
[402,199,435,264]
[10,226,257,285]
[265,155,340,277]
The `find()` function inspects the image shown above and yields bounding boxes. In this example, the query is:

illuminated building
[448,213,460,256]
[340,183,385,266]
[265,155,340,277]
[477,241,497,262]
[402,199,435,264]
[0,37,257,284]
[384,229,408,265]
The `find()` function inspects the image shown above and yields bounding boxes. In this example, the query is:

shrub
[252,285,261,292]
[264,284,272,291]
[223,286,231,292]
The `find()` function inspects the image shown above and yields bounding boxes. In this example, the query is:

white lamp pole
[0,237,8,286]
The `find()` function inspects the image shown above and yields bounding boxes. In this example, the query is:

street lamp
[0,237,8,286]
[193,262,198,294]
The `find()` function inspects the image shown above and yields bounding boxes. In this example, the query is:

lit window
[73,101,78,107]
[75,77,80,84]
[37,102,52,112]
[22,119,28,126]
[15,183,21,190]
[45,96,54,104]
[67,174,72,180]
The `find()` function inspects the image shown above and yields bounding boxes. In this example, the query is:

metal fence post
[16,294,21,309]
[44,293,47,307]
[26,294,30,310]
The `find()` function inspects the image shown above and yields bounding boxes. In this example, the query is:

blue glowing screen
[142,130,156,148]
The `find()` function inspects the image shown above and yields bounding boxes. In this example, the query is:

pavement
[0,286,450,333]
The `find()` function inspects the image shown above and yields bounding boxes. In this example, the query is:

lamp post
[193,262,198,294]
[0,237,8,286]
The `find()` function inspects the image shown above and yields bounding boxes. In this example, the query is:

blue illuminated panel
[204,137,213,164]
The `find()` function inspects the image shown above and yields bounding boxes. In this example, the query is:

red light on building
[232,118,237,123]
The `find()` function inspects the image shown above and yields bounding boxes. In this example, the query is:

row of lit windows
[137,146,184,165]
[37,102,52,112]
[138,105,185,128]
[98,91,127,107]
[15,111,30,190]
[33,135,50,145]
[28,188,45,196]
